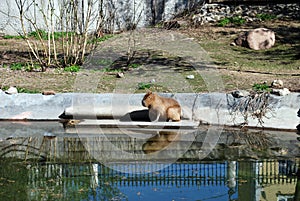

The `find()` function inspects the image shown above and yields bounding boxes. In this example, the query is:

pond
[0,121,299,201]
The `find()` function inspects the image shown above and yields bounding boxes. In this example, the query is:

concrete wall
[0,92,299,130]
[0,0,203,36]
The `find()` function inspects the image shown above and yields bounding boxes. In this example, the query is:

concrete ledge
[0,92,299,130]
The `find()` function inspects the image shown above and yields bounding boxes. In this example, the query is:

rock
[5,86,18,94]
[247,28,275,50]
[234,28,275,50]
[42,90,56,95]
[271,79,284,88]
[271,88,290,96]
[186,75,195,79]
[231,90,250,98]
[191,3,300,26]
[116,72,124,78]
[233,32,248,47]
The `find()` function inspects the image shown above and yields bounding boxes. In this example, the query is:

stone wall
[0,0,204,35]
[192,3,300,25]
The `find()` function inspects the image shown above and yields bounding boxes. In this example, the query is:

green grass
[17,87,40,93]
[218,16,246,27]
[9,63,43,71]
[256,13,277,21]
[3,35,24,39]
[27,30,76,40]
[200,39,300,73]
[88,34,114,44]
[64,65,80,72]
[252,83,271,92]
[10,63,24,71]
[137,82,152,90]
[128,63,140,68]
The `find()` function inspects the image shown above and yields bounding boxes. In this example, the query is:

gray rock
[234,28,275,50]
[5,86,18,94]
[231,90,250,98]
[271,88,290,96]
[247,28,275,50]
[271,79,284,88]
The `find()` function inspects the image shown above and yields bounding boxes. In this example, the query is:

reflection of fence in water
[258,160,298,185]
[28,160,298,188]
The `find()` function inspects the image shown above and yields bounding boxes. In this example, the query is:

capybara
[142,91,181,122]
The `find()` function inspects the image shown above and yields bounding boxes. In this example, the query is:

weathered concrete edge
[0,92,299,130]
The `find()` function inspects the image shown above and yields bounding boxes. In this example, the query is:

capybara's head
[142,91,155,108]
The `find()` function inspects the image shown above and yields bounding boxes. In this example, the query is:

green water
[0,122,299,200]
[0,160,298,201]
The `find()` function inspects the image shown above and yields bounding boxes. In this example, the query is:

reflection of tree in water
[227,130,272,150]
[0,136,92,162]
[0,161,127,201]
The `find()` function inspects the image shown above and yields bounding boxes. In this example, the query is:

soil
[0,19,299,93]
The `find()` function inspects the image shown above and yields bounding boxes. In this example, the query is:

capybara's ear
[146,89,152,94]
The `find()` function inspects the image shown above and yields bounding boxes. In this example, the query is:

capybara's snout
[142,100,146,107]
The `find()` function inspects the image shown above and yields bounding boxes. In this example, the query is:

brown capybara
[142,91,181,122]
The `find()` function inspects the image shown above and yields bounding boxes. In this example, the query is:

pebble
[5,86,18,94]
[231,90,250,98]
[42,90,56,95]
[271,79,283,88]
[186,75,195,79]
[116,72,124,78]
[271,88,290,96]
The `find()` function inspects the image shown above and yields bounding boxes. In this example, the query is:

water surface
[0,121,299,201]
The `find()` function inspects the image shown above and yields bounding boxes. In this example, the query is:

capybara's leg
[167,106,181,122]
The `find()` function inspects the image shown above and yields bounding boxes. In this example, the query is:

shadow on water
[0,121,299,201]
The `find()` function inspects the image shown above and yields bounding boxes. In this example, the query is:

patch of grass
[138,82,152,90]
[218,18,231,27]
[252,83,270,92]
[28,29,48,40]
[256,13,277,21]
[218,16,246,27]
[128,63,140,68]
[17,87,40,94]
[28,30,75,40]
[3,35,24,39]
[199,38,299,73]
[64,65,80,72]
[25,64,42,72]
[88,34,114,44]
[10,63,24,71]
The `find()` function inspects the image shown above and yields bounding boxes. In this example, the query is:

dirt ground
[0,19,299,93]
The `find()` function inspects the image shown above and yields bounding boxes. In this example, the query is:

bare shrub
[227,92,273,126]
[14,0,108,70]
